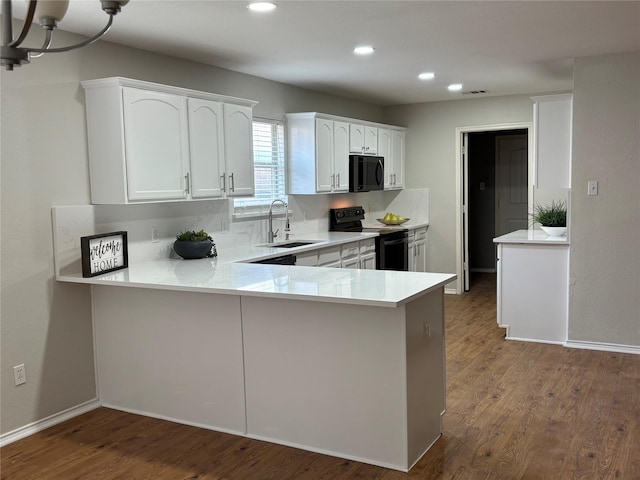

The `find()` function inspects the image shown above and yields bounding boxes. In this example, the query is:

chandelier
[2,0,129,71]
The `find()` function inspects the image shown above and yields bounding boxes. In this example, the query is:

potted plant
[532,199,567,236]
[173,229,217,259]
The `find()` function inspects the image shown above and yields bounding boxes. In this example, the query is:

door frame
[455,122,533,294]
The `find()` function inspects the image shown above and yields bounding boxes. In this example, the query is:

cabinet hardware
[336,173,340,188]
[185,173,190,194]
[229,173,235,192]
[220,174,226,192]
[331,174,335,189]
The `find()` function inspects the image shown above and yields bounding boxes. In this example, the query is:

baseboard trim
[565,340,640,355]
[0,398,100,447]
[506,336,565,346]
[445,287,457,295]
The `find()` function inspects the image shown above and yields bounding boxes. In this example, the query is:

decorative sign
[81,231,128,277]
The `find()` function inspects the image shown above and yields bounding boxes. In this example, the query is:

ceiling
[10,0,640,106]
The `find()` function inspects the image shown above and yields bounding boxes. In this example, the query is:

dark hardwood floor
[2,274,639,479]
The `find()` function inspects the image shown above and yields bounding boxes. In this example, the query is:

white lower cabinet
[496,242,569,343]
[296,238,377,269]
[359,238,376,270]
[318,245,342,268]
[82,77,256,204]
[295,250,318,266]
[342,239,377,269]
[408,227,427,272]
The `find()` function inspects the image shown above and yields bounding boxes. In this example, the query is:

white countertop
[59,260,454,307]
[493,229,569,245]
[57,229,454,307]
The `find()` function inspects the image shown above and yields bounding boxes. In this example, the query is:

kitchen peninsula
[53,207,455,472]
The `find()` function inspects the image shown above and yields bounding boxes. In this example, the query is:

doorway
[456,123,533,293]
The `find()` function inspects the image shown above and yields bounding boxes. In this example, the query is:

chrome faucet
[268,199,289,243]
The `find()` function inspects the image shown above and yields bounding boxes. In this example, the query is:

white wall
[384,95,535,290]
[568,51,640,346]
[0,28,384,436]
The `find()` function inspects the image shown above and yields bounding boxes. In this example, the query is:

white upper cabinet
[378,128,405,189]
[223,103,255,197]
[315,118,334,192]
[287,112,404,195]
[287,113,350,194]
[332,121,350,192]
[122,88,189,201]
[532,94,572,189]
[82,77,257,204]
[187,97,224,199]
[349,123,378,154]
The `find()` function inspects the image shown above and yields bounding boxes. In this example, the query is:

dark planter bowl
[173,240,213,259]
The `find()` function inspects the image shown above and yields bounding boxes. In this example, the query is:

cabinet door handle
[331,174,335,189]
[220,174,226,192]
[229,173,235,192]
[336,173,340,187]
[185,173,190,194]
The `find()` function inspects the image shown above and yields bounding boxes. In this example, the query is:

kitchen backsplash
[51,189,429,275]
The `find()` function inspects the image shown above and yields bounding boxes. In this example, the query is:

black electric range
[329,206,408,271]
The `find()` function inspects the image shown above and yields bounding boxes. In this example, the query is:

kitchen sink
[259,240,320,248]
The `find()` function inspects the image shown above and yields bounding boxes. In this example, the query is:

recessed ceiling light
[418,72,435,80]
[247,2,277,12]
[353,45,375,56]
[448,83,463,91]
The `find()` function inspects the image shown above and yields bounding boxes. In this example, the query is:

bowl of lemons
[377,212,409,225]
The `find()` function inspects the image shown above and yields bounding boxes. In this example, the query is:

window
[233,119,286,215]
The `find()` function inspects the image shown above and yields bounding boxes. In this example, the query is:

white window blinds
[233,119,286,214]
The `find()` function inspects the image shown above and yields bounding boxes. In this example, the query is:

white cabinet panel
[187,97,224,198]
[379,128,405,190]
[93,286,247,434]
[333,121,350,192]
[390,129,405,189]
[496,243,568,343]
[122,88,188,201]
[223,103,255,197]
[315,118,334,192]
[350,124,378,154]
[532,94,572,189]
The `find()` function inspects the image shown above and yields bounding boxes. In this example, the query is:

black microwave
[348,155,384,192]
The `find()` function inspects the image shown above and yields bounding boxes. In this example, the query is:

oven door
[375,230,408,271]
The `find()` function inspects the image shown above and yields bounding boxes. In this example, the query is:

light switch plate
[588,180,598,196]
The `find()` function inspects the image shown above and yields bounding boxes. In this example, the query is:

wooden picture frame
[81,231,128,278]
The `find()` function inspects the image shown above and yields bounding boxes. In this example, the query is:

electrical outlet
[13,364,26,386]
[423,322,431,338]
[151,227,159,243]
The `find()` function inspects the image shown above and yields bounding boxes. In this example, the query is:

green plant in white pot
[532,200,567,237]
[173,229,217,259]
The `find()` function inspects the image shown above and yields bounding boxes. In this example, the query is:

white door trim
[454,122,533,294]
